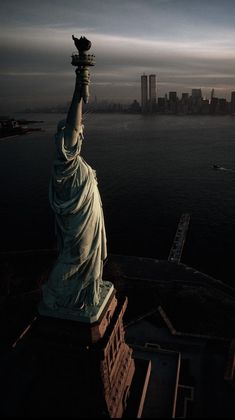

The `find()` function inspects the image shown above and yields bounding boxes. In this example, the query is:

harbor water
[1,113,235,285]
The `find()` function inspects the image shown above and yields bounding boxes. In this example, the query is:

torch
[71,35,95,104]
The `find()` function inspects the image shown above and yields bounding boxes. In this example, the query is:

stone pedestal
[99,296,135,417]
[1,289,151,418]
[38,281,115,325]
[37,282,117,345]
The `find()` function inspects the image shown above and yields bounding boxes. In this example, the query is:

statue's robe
[42,122,107,309]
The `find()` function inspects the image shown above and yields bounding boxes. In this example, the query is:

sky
[1,0,235,112]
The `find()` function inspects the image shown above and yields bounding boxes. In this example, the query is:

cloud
[1,0,235,110]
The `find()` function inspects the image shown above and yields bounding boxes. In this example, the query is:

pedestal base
[38,281,114,323]
[1,293,151,418]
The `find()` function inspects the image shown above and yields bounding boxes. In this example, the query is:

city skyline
[16,80,235,114]
[22,83,235,116]
[1,0,235,112]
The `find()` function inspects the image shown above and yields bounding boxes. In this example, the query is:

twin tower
[141,74,157,113]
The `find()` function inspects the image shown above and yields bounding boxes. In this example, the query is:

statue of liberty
[40,36,108,316]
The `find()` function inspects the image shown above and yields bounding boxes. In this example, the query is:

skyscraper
[169,92,178,113]
[149,74,156,112]
[191,89,202,113]
[231,91,235,114]
[169,92,177,102]
[192,88,202,98]
[141,74,148,113]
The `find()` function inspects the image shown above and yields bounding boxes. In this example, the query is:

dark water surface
[1,113,235,284]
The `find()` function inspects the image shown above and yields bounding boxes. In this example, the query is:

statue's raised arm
[64,36,95,148]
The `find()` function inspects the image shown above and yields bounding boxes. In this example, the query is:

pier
[168,213,190,263]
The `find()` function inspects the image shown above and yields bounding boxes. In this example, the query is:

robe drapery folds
[42,121,107,309]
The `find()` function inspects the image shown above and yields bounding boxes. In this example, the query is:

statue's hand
[75,67,81,77]
[75,68,90,104]
[74,69,83,102]
[75,68,82,87]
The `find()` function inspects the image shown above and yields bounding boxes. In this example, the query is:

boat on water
[213,164,223,170]
[212,164,233,172]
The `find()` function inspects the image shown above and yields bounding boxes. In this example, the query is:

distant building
[191,89,202,99]
[181,93,189,101]
[231,91,235,114]
[218,98,228,114]
[149,74,156,112]
[210,88,215,102]
[169,92,177,102]
[191,89,202,113]
[129,99,141,113]
[179,93,189,114]
[201,99,210,114]
[168,92,178,113]
[158,97,166,113]
[210,97,218,114]
[141,75,148,113]
[0,117,22,137]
